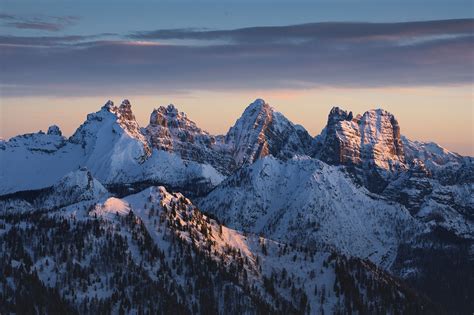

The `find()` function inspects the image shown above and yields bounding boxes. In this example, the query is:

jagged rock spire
[47,125,62,136]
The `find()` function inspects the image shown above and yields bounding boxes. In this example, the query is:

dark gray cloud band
[0,14,79,32]
[1,19,473,96]
[131,19,474,43]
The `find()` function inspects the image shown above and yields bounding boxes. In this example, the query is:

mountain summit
[313,106,407,191]
[69,99,152,182]
[145,104,233,173]
[225,99,313,167]
[315,106,405,169]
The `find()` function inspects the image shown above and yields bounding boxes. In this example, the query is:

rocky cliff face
[144,104,234,173]
[225,99,313,168]
[313,107,407,191]
[315,107,406,169]
[383,159,433,214]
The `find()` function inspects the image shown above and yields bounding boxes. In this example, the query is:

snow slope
[40,168,109,209]
[199,156,421,268]
[0,129,83,194]
[69,100,151,183]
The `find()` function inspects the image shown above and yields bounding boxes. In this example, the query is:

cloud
[0,14,79,32]
[0,19,473,97]
[0,35,89,47]
[0,14,16,20]
[131,19,474,44]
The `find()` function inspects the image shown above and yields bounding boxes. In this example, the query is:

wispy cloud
[130,19,474,44]
[0,33,118,47]
[0,35,89,47]
[1,19,473,97]
[0,14,79,32]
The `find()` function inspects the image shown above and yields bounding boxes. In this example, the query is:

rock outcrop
[313,106,407,191]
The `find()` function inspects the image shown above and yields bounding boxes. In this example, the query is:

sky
[0,0,473,155]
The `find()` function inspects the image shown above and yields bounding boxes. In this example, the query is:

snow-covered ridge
[198,156,422,268]
[2,127,66,153]
[402,136,466,173]
[0,168,109,214]
[40,168,109,209]
[1,177,434,313]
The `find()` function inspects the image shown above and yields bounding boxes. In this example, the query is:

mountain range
[0,98,472,314]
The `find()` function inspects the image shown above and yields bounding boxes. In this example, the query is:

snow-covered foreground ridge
[0,170,436,314]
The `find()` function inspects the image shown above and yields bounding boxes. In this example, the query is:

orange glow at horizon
[1,85,473,156]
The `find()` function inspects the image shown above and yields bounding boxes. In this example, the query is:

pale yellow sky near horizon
[1,85,473,156]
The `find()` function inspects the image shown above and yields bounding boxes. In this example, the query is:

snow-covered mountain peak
[68,100,152,182]
[2,129,66,153]
[245,98,271,111]
[225,99,313,167]
[144,103,235,173]
[96,99,138,124]
[315,105,472,195]
[401,135,472,184]
[158,103,180,117]
[237,98,274,127]
[40,167,108,209]
[150,103,180,119]
[53,167,106,194]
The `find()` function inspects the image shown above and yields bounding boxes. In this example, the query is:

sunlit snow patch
[90,197,131,218]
